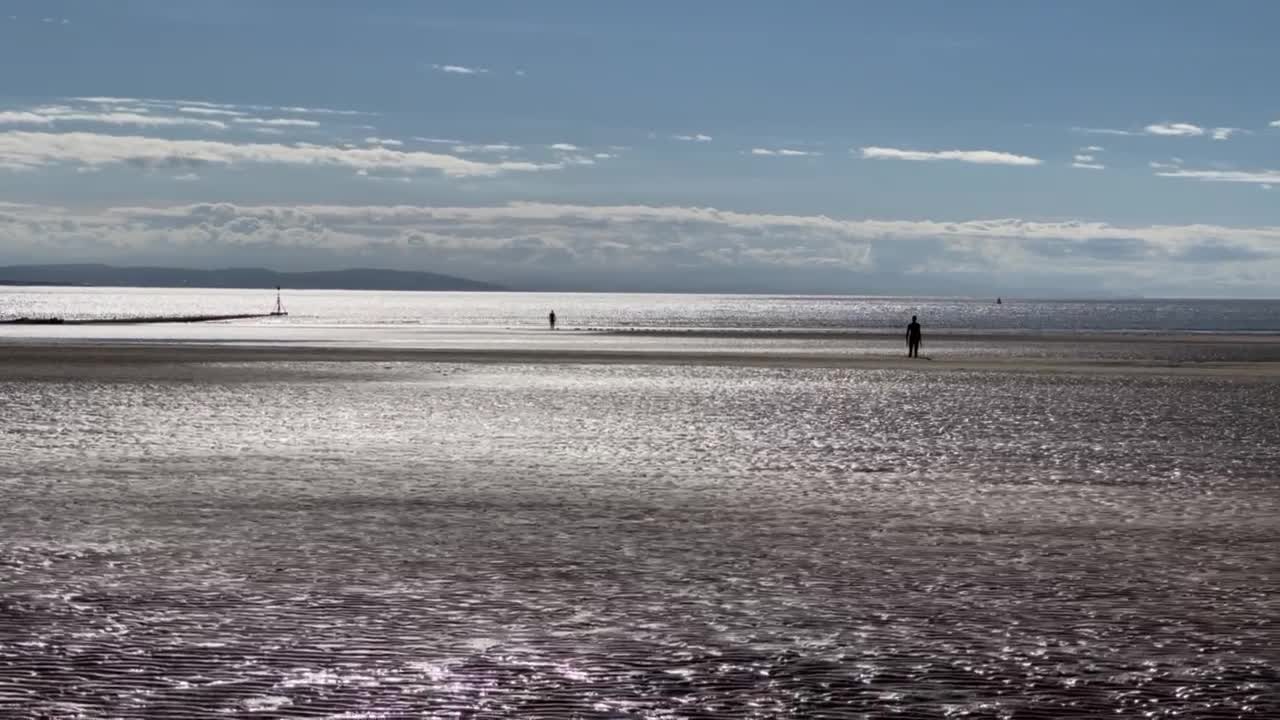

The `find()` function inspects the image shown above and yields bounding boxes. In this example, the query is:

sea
[5,286,1280,334]
[1,287,1277,718]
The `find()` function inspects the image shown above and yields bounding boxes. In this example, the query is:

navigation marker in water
[272,286,288,317]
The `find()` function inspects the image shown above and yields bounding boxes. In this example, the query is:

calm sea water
[1,289,1278,717]
[3,286,1280,333]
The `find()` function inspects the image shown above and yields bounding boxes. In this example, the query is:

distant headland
[0,264,503,291]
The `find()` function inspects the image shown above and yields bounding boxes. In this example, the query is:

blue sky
[1,1,1278,295]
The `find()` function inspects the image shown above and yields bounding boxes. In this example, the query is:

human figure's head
[912,315,917,322]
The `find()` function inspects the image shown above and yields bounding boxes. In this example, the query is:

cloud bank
[2,201,1275,294]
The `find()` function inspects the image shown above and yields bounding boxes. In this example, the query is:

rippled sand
[1,347,1277,717]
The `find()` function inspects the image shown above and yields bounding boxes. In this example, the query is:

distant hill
[0,264,503,291]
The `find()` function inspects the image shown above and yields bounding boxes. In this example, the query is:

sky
[1,1,1278,296]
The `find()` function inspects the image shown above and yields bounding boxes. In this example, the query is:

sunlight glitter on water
[1,362,1277,716]
[5,286,1280,332]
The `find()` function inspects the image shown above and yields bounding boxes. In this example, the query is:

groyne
[1,313,285,325]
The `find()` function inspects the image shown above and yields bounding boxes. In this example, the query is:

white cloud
[173,173,200,182]
[1072,127,1137,137]
[549,143,580,151]
[1271,120,1280,128]
[430,64,489,75]
[1071,150,1105,168]
[0,131,566,176]
[364,136,404,147]
[1155,168,1280,186]
[453,143,521,154]
[179,107,246,117]
[414,136,463,145]
[674,134,713,142]
[1149,160,1182,170]
[860,146,1042,166]
[233,117,321,128]
[1144,122,1204,137]
[75,96,148,105]
[751,148,821,157]
[1075,124,1230,138]
[593,152,616,160]
[357,172,412,183]
[0,107,228,130]
[69,96,369,118]
[276,106,369,116]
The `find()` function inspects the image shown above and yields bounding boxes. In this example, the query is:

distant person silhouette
[549,310,557,330]
[906,315,922,358]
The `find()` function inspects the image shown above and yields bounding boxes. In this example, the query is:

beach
[7,328,1280,371]
[2,330,1277,717]
[9,0,1280,713]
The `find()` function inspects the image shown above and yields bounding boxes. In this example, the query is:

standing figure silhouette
[549,310,557,330]
[906,315,922,358]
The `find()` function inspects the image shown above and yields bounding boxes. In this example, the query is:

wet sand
[2,336,1278,717]
[598,326,1280,343]
[3,338,1280,380]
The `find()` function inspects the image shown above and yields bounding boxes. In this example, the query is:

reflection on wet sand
[1,352,1277,717]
